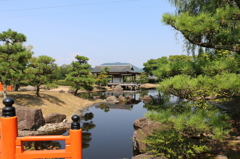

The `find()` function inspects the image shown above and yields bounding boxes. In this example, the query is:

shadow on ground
[8,93,66,107]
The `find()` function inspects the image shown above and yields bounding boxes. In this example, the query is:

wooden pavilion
[91,65,141,89]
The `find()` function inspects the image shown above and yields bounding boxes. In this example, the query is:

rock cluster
[0,106,70,136]
[112,85,123,92]
[18,120,70,137]
[104,95,152,104]
[45,113,66,123]
[132,117,167,159]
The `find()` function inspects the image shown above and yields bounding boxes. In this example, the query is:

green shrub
[54,80,74,86]
[143,129,211,158]
[143,106,231,158]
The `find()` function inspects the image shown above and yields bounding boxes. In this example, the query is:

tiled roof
[91,65,138,73]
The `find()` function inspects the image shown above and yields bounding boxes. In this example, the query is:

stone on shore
[132,117,167,158]
[44,113,66,123]
[16,106,45,130]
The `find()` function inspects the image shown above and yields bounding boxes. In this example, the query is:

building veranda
[91,65,141,90]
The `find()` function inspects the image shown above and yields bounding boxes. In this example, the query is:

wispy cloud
[55,52,81,66]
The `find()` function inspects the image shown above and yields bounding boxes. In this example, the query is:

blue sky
[0,0,186,68]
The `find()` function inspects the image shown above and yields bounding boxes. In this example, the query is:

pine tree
[0,29,33,98]
[25,55,57,97]
[163,0,240,54]
[65,55,95,95]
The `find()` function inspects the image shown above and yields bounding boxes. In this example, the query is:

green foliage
[45,83,58,90]
[143,105,231,158]
[65,55,95,95]
[163,0,240,54]
[144,55,196,81]
[25,55,57,97]
[95,67,111,86]
[200,56,239,76]
[143,129,211,158]
[54,80,74,86]
[0,29,33,97]
[159,73,240,100]
[51,64,73,80]
[137,72,149,83]
[145,106,231,141]
[143,57,168,76]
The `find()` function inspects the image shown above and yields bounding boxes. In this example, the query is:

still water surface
[27,89,233,158]
[77,89,179,159]
[38,89,181,159]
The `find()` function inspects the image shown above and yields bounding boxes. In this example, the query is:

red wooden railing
[0,97,82,159]
[0,82,12,91]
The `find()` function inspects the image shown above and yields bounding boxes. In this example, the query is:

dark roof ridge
[98,65,132,66]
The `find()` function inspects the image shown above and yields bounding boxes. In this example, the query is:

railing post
[70,114,82,159]
[1,97,17,159]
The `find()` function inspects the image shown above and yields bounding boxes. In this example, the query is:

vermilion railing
[0,82,12,91]
[0,97,82,159]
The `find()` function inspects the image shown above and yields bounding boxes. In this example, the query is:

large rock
[44,113,66,123]
[20,85,36,91]
[143,95,152,103]
[118,95,126,103]
[126,95,133,102]
[133,117,149,129]
[113,85,123,92]
[16,106,45,130]
[132,154,167,159]
[215,155,228,159]
[106,96,119,103]
[133,118,165,153]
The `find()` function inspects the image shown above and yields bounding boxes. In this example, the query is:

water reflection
[25,89,234,158]
[81,112,95,149]
[95,103,134,111]
[23,140,62,151]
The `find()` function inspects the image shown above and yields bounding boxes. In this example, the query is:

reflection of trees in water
[78,91,105,100]
[81,112,96,149]
[82,132,91,149]
[143,93,171,111]
[139,88,149,98]
[99,103,110,112]
[23,140,61,150]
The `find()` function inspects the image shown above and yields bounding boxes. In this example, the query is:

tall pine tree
[0,29,33,98]
[65,55,95,95]
[25,55,57,97]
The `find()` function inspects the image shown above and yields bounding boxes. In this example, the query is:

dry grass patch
[140,83,158,89]
[0,90,99,121]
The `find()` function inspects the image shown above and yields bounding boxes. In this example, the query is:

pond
[25,89,234,158]
[76,89,181,159]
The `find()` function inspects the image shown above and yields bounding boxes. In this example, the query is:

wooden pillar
[1,97,17,159]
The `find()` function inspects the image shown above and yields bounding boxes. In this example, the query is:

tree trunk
[36,85,40,97]
[3,82,7,99]
[14,83,20,91]
[74,89,79,96]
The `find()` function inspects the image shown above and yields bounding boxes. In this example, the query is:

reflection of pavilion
[104,91,139,99]
[95,103,135,110]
